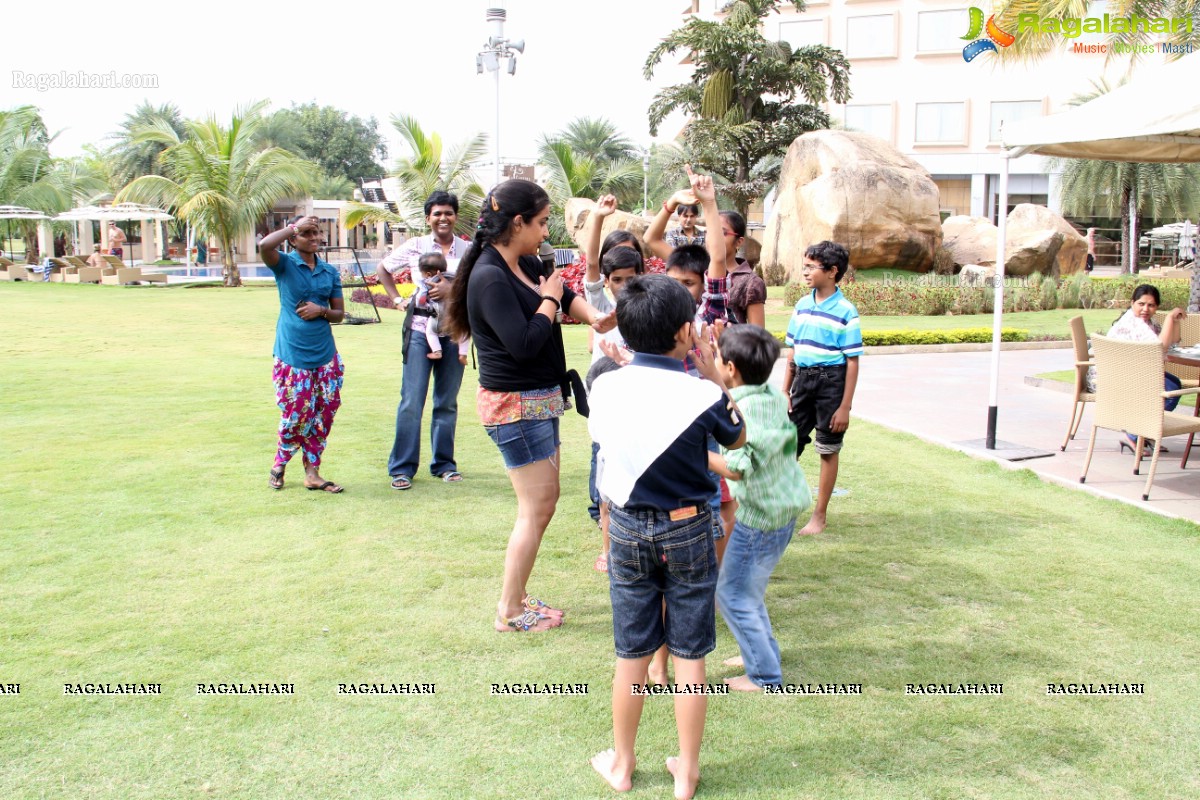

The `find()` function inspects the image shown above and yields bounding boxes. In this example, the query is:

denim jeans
[587,441,601,524]
[716,519,796,687]
[608,504,717,660]
[387,332,465,478]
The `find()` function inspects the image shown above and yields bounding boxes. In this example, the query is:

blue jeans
[608,504,717,660]
[587,441,601,524]
[388,332,465,478]
[1166,372,1183,412]
[716,519,796,687]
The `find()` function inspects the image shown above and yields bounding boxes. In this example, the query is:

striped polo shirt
[785,287,863,367]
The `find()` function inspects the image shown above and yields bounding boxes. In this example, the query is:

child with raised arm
[589,274,744,800]
[708,325,811,691]
[783,241,862,536]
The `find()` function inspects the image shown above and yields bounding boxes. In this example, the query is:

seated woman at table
[1089,284,1187,450]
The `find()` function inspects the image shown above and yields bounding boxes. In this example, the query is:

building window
[915,102,967,144]
[779,19,825,48]
[990,100,1043,142]
[846,15,896,59]
[917,9,969,53]
[844,104,893,141]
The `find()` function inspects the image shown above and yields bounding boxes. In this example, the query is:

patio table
[1167,347,1200,466]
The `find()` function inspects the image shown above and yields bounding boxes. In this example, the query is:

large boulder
[942,215,998,267]
[761,130,943,278]
[564,198,648,249]
[1004,204,1068,277]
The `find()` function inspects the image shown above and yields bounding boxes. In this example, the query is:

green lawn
[3,283,1199,799]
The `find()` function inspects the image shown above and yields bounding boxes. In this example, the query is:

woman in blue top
[260,215,346,493]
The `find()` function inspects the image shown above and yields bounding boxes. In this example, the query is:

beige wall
[936,179,971,217]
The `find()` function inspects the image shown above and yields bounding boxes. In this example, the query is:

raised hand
[595,195,618,218]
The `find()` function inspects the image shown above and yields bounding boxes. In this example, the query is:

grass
[3,282,1200,799]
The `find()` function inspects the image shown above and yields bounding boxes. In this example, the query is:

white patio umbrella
[982,52,1200,453]
[54,203,174,266]
[0,205,50,262]
[1180,219,1195,261]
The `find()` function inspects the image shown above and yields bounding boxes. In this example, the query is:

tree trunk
[160,221,169,261]
[1127,189,1138,274]
[1120,186,1132,275]
[1189,268,1200,312]
[222,238,242,287]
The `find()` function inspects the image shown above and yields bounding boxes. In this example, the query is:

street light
[478,7,524,189]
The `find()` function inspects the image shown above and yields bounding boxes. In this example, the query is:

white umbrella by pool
[0,205,50,262]
[1180,219,1196,262]
[54,203,174,266]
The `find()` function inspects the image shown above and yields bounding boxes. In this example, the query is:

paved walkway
[776,346,1200,525]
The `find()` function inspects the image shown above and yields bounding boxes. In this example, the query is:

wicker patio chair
[1080,334,1200,500]
[1061,315,1095,451]
[1153,310,1200,389]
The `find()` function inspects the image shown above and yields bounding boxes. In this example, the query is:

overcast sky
[4,0,695,178]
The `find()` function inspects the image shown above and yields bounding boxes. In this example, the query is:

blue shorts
[484,417,560,469]
[607,504,717,660]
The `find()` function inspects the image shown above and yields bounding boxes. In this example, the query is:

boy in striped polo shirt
[783,241,862,536]
[708,325,812,690]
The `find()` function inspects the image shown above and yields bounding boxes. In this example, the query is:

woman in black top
[446,180,613,633]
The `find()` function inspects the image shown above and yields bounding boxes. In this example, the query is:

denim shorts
[607,504,717,660]
[484,417,560,469]
[788,363,847,456]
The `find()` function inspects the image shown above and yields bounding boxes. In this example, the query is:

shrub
[760,260,788,287]
[932,246,956,275]
[771,327,1028,347]
[1039,277,1058,310]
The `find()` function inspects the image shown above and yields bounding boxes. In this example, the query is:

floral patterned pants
[272,354,344,469]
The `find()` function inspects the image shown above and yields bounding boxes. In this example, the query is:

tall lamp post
[477,7,524,190]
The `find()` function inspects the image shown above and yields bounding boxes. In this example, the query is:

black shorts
[788,363,847,457]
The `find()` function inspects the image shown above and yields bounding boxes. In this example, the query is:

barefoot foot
[666,756,699,800]
[799,511,826,535]
[722,655,743,668]
[723,674,763,692]
[590,748,633,792]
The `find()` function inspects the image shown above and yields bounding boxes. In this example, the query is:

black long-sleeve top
[467,246,579,393]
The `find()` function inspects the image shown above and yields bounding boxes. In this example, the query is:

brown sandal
[269,467,285,490]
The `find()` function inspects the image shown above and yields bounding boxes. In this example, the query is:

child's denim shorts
[607,503,717,660]
[484,417,560,469]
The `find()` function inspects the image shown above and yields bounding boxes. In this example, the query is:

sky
[3,0,695,177]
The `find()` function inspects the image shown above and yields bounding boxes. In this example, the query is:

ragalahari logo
[962,7,1015,62]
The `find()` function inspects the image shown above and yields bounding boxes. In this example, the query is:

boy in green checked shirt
[708,325,812,691]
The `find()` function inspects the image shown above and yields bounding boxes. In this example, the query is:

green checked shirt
[721,383,812,531]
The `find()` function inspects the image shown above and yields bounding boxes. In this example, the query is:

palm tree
[106,102,186,259]
[558,117,638,164]
[997,0,1200,65]
[644,0,851,215]
[537,138,644,244]
[116,101,317,286]
[342,115,486,238]
[0,106,106,260]
[1052,79,1200,274]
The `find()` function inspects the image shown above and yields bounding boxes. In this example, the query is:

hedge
[782,274,1192,316]
[771,327,1029,348]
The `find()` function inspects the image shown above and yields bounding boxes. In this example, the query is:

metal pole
[987,152,1011,450]
[494,65,501,188]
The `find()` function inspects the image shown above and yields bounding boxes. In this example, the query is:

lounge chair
[1061,316,1095,451]
[65,267,103,284]
[1080,334,1200,499]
